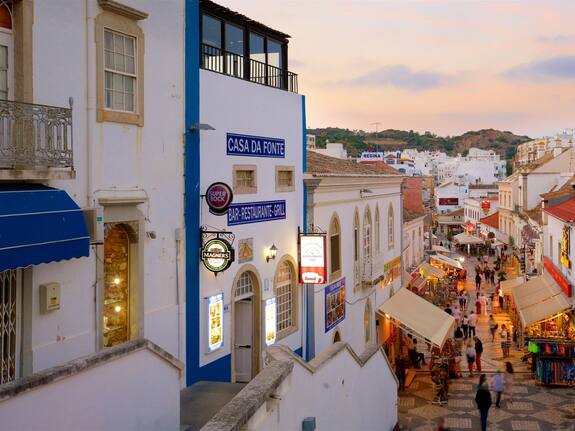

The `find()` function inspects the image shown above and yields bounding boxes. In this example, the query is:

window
[329,214,341,278]
[353,210,360,286]
[364,299,372,344]
[235,271,254,299]
[233,165,257,194]
[275,260,297,338]
[96,5,146,126]
[203,14,222,48]
[388,204,395,249]
[374,206,381,255]
[275,166,295,192]
[550,235,553,260]
[104,30,136,113]
[225,23,243,77]
[363,207,372,260]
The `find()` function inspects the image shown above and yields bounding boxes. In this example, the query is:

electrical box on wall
[40,283,61,313]
[83,207,104,244]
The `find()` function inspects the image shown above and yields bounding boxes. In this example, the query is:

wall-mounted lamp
[266,244,278,262]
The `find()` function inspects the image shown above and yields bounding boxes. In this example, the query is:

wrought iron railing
[201,44,298,93]
[361,255,385,286]
[0,99,73,170]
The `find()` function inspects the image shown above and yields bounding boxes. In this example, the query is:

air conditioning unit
[83,207,104,244]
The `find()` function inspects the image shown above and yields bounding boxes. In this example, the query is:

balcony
[0,100,75,180]
[201,44,298,93]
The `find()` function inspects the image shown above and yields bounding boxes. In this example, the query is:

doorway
[232,269,260,383]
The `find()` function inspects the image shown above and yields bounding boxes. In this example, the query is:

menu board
[325,278,346,332]
[265,297,277,346]
[207,294,223,352]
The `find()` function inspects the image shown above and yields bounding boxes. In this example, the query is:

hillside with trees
[307,128,530,159]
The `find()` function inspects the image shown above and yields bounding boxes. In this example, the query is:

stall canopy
[419,262,446,278]
[0,185,90,272]
[511,273,572,327]
[452,233,484,245]
[500,277,524,295]
[432,245,450,253]
[378,288,456,348]
[431,253,463,270]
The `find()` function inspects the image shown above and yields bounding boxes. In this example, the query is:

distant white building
[516,131,574,167]
[310,142,348,159]
[436,182,469,214]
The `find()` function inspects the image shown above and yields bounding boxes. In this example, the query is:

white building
[516,131,573,167]
[436,181,469,214]
[1,0,185,429]
[403,209,426,270]
[464,197,498,227]
[309,142,348,159]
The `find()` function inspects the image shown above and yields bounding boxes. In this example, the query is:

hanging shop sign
[202,238,234,273]
[560,226,571,269]
[265,297,277,346]
[227,200,286,226]
[238,238,254,263]
[481,200,491,215]
[226,133,285,158]
[383,256,401,286]
[544,257,572,297]
[325,278,346,332]
[205,182,233,215]
[438,198,458,206]
[299,233,327,284]
[207,293,224,352]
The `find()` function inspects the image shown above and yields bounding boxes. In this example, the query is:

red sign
[439,198,458,206]
[481,200,491,215]
[205,182,233,215]
[544,256,572,297]
[299,234,327,284]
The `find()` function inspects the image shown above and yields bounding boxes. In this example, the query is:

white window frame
[374,206,381,255]
[275,260,297,339]
[363,207,372,260]
[0,28,14,101]
[103,28,137,114]
[388,204,395,249]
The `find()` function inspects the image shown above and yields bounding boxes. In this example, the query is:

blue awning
[0,185,90,271]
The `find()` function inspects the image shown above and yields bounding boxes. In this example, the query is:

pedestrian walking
[505,361,515,404]
[413,338,426,367]
[498,288,504,310]
[462,314,469,339]
[475,374,492,431]
[490,270,496,285]
[484,267,491,285]
[500,324,510,358]
[396,355,407,391]
[480,293,488,316]
[466,341,476,377]
[493,369,504,408]
[454,326,464,355]
[406,334,416,367]
[435,417,449,431]
[475,273,481,290]
[452,305,461,325]
[474,336,483,372]
[458,291,465,309]
[468,311,477,337]
[488,315,498,342]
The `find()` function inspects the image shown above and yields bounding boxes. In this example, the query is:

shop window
[375,206,381,255]
[364,299,372,344]
[329,214,341,279]
[233,165,257,194]
[388,204,395,249]
[103,224,136,347]
[275,166,295,192]
[363,206,372,260]
[0,269,20,384]
[235,271,254,299]
[274,260,297,338]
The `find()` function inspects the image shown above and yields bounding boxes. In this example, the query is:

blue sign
[227,200,286,226]
[325,278,346,332]
[226,133,285,158]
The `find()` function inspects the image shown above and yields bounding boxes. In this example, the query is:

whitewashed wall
[198,71,304,371]
[23,0,185,374]
[403,217,425,269]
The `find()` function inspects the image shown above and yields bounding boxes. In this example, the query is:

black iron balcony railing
[0,99,73,170]
[201,43,298,93]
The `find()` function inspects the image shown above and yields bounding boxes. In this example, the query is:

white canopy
[430,254,464,270]
[453,233,484,245]
[432,245,450,253]
[378,288,456,348]
[519,294,571,327]
[500,277,524,295]
[419,262,447,279]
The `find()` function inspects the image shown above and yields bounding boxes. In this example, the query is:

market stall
[417,263,448,305]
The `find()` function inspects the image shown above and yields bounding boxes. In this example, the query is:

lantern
[481,200,491,215]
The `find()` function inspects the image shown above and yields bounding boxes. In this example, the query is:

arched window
[329,214,341,278]
[374,206,381,255]
[364,299,372,344]
[274,259,297,338]
[388,204,395,249]
[353,209,360,286]
[363,206,372,260]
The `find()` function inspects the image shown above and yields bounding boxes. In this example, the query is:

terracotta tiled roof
[403,208,425,222]
[543,196,575,223]
[540,175,575,200]
[480,211,499,229]
[306,151,399,175]
[524,205,542,225]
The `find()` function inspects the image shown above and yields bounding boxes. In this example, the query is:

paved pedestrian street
[398,252,575,430]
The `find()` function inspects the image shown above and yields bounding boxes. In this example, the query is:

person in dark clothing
[475,273,481,290]
[490,270,496,285]
[474,336,483,372]
[475,374,492,431]
[396,356,406,391]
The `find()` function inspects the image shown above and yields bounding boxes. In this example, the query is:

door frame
[230,265,262,383]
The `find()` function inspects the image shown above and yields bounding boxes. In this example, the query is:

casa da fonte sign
[226,133,285,158]
[202,238,234,273]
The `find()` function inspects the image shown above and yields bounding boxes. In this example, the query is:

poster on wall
[325,278,346,332]
[299,234,327,284]
[207,293,224,353]
[561,226,571,269]
[265,297,277,346]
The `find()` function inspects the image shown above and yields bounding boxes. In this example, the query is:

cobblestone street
[398,252,575,431]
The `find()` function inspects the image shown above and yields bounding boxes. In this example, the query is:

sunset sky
[223,0,575,138]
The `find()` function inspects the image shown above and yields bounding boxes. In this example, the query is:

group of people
[396,334,427,391]
[474,263,496,291]
[475,362,515,431]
